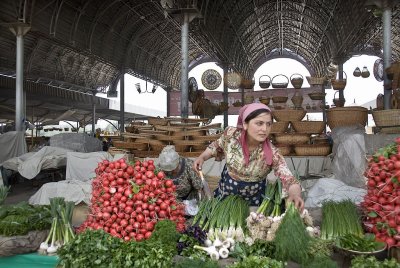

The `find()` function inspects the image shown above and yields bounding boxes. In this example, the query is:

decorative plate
[201,69,222,90]
[373,58,384,82]
[224,72,242,89]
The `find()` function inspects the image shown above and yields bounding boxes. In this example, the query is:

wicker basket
[306,76,326,85]
[148,117,168,126]
[308,92,326,100]
[155,134,185,141]
[274,133,310,145]
[125,126,135,133]
[331,72,347,90]
[272,96,288,103]
[294,144,331,156]
[271,74,289,88]
[259,75,271,89]
[274,144,292,156]
[155,125,185,132]
[148,140,167,152]
[172,141,190,152]
[192,134,221,142]
[271,121,289,134]
[113,141,148,150]
[372,109,400,133]
[327,107,368,129]
[244,95,254,104]
[259,96,270,105]
[291,121,325,134]
[290,74,304,89]
[273,109,306,122]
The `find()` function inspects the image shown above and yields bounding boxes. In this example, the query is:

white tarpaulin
[29,180,92,205]
[29,151,114,205]
[50,133,102,153]
[66,151,112,181]
[0,131,27,165]
[2,146,72,179]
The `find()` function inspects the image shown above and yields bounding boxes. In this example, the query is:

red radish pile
[77,158,186,241]
[361,137,400,248]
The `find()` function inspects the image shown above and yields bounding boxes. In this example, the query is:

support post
[9,23,30,131]
[120,71,125,133]
[180,12,189,118]
[382,5,392,109]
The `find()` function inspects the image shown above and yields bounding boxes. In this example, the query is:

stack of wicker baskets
[326,106,368,130]
[372,109,400,134]
[271,109,307,156]
[113,117,223,158]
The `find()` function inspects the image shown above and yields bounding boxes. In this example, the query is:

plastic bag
[305,177,366,208]
[331,126,366,187]
[183,199,199,216]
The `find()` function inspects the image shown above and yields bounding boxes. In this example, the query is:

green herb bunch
[228,256,285,268]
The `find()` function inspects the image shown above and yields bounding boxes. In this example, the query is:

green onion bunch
[257,179,282,217]
[321,200,363,240]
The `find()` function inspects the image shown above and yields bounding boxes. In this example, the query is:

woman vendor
[158,145,209,201]
[193,103,304,210]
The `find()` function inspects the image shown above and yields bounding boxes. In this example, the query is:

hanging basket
[224,72,242,89]
[259,75,271,89]
[331,71,347,90]
[290,74,304,89]
[271,74,289,88]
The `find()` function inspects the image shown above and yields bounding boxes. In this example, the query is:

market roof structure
[0,0,399,93]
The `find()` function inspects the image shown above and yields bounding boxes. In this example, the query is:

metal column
[222,66,229,128]
[120,72,125,133]
[9,23,30,131]
[338,64,345,102]
[382,6,392,109]
[92,95,96,136]
[180,13,189,118]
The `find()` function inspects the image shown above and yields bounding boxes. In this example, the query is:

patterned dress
[167,157,203,201]
[208,126,299,205]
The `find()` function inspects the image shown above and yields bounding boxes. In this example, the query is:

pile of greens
[0,202,52,236]
[57,220,180,268]
[227,256,285,268]
[337,233,385,252]
[351,256,400,268]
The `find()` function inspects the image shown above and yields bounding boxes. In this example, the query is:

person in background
[193,103,304,211]
[158,145,206,201]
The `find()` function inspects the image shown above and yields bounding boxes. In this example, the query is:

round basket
[271,74,289,88]
[372,109,400,133]
[241,79,255,89]
[270,121,289,134]
[291,121,325,134]
[272,96,288,103]
[331,72,347,90]
[259,75,271,89]
[293,144,331,156]
[290,74,304,89]
[259,96,270,105]
[308,92,326,100]
[274,133,310,145]
[306,76,326,85]
[327,107,368,129]
[224,72,242,89]
[244,95,254,104]
[273,109,306,122]
[274,144,292,156]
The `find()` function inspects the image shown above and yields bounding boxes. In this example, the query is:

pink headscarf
[237,103,273,166]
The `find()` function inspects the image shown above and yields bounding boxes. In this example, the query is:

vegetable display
[0,202,51,236]
[77,158,186,241]
[361,138,400,248]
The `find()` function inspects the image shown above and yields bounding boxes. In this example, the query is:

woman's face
[243,112,272,145]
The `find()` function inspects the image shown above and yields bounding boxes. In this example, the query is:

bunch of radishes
[78,158,186,241]
[361,137,400,247]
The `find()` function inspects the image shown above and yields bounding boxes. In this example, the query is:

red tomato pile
[78,158,186,241]
[362,137,400,247]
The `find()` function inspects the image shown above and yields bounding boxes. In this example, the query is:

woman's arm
[287,183,304,212]
[193,147,213,172]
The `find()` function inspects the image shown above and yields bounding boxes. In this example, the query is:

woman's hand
[287,184,305,212]
[193,157,204,173]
